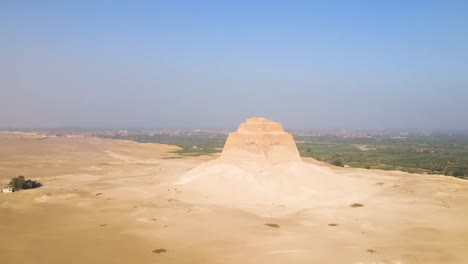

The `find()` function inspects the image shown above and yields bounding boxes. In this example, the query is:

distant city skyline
[1,1,467,130]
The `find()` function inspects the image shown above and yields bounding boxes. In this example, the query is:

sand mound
[179,159,367,205]
[178,118,374,206]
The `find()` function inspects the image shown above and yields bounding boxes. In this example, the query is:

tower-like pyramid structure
[220,117,301,164]
[178,117,360,205]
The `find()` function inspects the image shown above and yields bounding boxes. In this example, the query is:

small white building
[2,186,14,193]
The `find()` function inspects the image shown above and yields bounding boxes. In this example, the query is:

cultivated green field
[105,133,227,156]
[103,132,468,179]
[295,133,468,178]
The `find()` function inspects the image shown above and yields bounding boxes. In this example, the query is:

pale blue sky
[1,1,467,130]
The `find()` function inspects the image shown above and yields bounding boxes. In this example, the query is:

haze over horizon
[1,1,467,131]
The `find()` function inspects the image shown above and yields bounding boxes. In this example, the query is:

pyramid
[220,117,301,164]
[178,117,364,205]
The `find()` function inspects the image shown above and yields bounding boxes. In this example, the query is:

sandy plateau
[1,128,468,264]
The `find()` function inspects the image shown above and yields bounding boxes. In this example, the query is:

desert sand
[1,126,468,264]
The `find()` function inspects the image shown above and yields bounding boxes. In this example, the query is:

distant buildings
[2,186,14,193]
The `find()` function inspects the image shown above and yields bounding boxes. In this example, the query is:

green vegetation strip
[101,132,468,179]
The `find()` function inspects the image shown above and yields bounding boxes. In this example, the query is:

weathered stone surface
[220,117,300,164]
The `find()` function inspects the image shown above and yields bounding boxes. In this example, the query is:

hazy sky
[1,1,467,130]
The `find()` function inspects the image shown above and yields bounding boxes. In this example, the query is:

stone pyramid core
[220,117,301,164]
[179,117,362,205]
